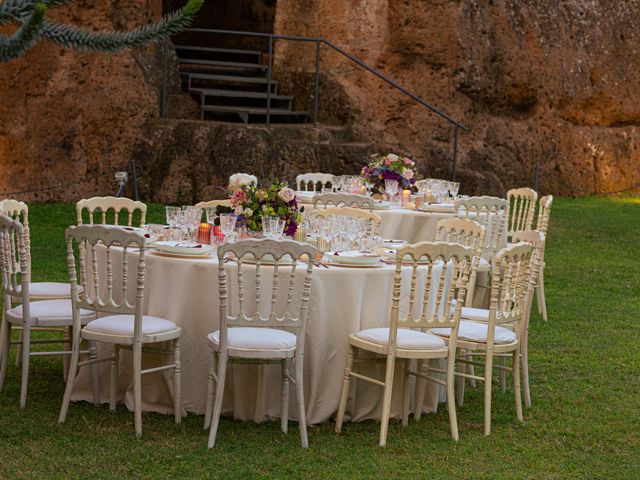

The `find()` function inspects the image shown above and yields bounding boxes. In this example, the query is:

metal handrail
[162,27,468,180]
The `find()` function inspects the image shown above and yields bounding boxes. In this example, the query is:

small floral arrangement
[360,153,417,195]
[228,173,258,193]
[230,179,302,236]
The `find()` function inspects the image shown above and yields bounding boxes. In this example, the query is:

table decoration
[360,153,418,196]
[231,179,302,237]
[228,173,258,193]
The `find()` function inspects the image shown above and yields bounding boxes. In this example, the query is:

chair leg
[522,327,531,408]
[203,350,217,430]
[538,266,548,321]
[19,325,31,409]
[0,316,10,391]
[173,338,182,425]
[15,327,22,367]
[499,356,507,393]
[63,326,71,381]
[207,350,228,448]
[335,345,354,434]
[446,352,459,441]
[483,350,494,436]
[89,340,100,406]
[414,360,427,421]
[456,356,466,407]
[513,349,523,422]
[59,329,81,424]
[109,344,119,412]
[280,358,290,434]
[401,360,411,428]
[379,354,396,447]
[467,351,477,388]
[295,353,308,448]
[132,341,143,437]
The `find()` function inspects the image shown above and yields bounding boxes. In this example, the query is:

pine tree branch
[0,0,66,25]
[0,2,46,62]
[41,0,204,51]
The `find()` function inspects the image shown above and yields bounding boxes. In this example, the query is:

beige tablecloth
[72,251,450,424]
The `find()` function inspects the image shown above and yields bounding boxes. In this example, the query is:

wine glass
[219,213,237,242]
[385,179,400,206]
[165,206,181,227]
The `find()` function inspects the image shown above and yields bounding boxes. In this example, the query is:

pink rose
[403,169,414,180]
[383,158,391,166]
[278,187,296,203]
[404,158,414,166]
[230,189,247,207]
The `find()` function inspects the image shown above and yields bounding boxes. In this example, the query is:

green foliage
[0,197,638,478]
[0,0,204,61]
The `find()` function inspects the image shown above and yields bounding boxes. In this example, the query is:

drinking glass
[219,213,237,242]
[262,216,286,239]
[448,181,460,199]
[165,206,181,227]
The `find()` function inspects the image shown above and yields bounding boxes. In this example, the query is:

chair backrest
[454,196,507,261]
[194,199,233,210]
[511,230,546,328]
[507,187,538,237]
[0,214,29,313]
[0,199,31,273]
[296,173,335,192]
[486,242,534,335]
[312,193,374,210]
[76,196,147,227]
[65,225,147,338]
[310,207,382,235]
[535,195,553,235]
[390,241,476,337]
[217,239,318,352]
[435,218,485,257]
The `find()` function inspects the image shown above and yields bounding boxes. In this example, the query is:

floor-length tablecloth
[72,250,450,424]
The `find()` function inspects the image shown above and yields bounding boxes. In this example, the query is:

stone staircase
[176,45,309,124]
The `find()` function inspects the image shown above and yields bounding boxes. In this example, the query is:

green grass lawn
[1,197,638,479]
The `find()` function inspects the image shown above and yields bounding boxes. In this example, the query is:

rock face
[1,1,639,202]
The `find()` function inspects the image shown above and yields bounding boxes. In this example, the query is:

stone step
[174,45,262,64]
[189,88,293,101]
[201,105,309,124]
[179,58,268,70]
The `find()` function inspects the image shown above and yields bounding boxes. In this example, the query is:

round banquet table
[374,207,454,242]
[71,249,450,425]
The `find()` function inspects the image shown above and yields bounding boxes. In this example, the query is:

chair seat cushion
[354,328,446,350]
[83,315,178,337]
[460,307,489,322]
[432,321,517,344]
[14,282,72,299]
[208,327,296,351]
[7,299,94,326]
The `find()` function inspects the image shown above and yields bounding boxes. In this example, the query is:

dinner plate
[98,225,158,243]
[416,203,455,213]
[154,241,212,256]
[295,191,316,203]
[373,201,390,210]
[382,239,407,248]
[322,259,384,268]
[324,251,381,266]
[150,250,212,259]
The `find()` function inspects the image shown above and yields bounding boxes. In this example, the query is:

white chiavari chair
[58,225,182,437]
[204,239,318,448]
[194,199,232,210]
[312,193,374,210]
[507,187,538,238]
[534,195,553,321]
[0,214,98,409]
[311,207,382,236]
[431,242,534,435]
[335,242,477,446]
[296,173,335,192]
[76,196,147,227]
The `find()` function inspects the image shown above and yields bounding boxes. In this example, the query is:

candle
[402,189,411,206]
[197,223,212,244]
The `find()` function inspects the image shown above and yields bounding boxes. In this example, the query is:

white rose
[243,208,254,217]
[387,153,399,162]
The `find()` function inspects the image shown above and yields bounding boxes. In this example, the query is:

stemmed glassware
[219,213,237,242]
[385,179,400,207]
[261,216,286,240]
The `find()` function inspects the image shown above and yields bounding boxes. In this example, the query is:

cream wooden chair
[453,196,508,265]
[507,187,538,238]
[435,218,485,306]
[534,195,553,321]
[431,242,534,435]
[296,173,335,192]
[312,193,374,210]
[335,242,477,446]
[0,214,98,409]
[76,196,147,227]
[59,225,182,437]
[204,239,318,448]
[194,199,233,210]
[311,207,382,235]
[511,230,545,408]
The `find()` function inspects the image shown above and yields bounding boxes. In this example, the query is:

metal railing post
[534,160,541,191]
[451,125,459,181]
[131,157,140,201]
[313,40,321,127]
[266,36,273,125]
[160,35,169,118]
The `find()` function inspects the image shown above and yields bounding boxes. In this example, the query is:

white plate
[416,203,455,213]
[150,250,212,259]
[373,201,390,210]
[98,225,157,243]
[382,239,407,248]
[325,251,381,266]
[154,241,212,256]
[295,191,316,203]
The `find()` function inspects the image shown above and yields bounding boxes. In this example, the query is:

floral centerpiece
[360,153,417,195]
[230,180,302,236]
[228,173,258,193]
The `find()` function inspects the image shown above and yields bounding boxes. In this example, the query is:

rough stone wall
[0,0,164,201]
[274,0,640,195]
